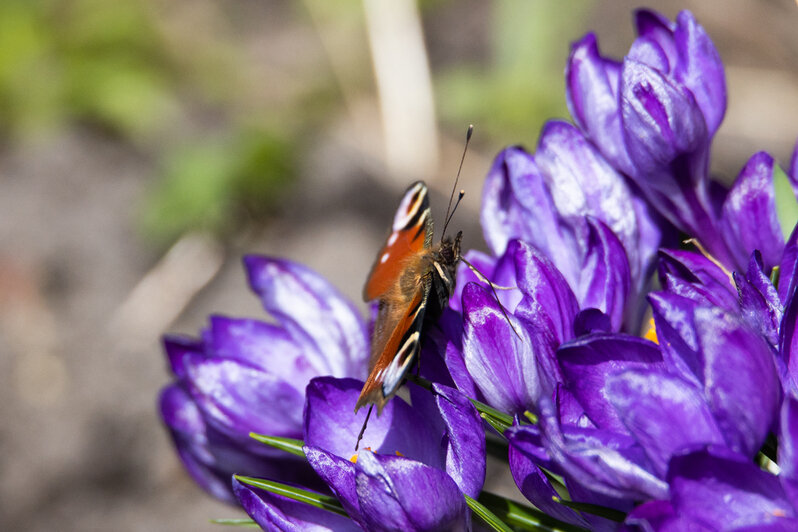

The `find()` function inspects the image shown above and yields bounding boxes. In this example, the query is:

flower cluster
[159,8,798,532]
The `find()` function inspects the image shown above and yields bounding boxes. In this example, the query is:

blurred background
[0,0,796,529]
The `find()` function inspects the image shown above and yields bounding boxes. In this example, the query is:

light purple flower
[479,123,654,321]
[567,10,729,265]
[236,377,485,531]
[159,257,369,502]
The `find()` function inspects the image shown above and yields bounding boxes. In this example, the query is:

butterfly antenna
[355,405,374,452]
[462,257,522,340]
[441,189,465,238]
[441,124,473,240]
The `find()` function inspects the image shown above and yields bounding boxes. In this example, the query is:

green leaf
[773,164,798,240]
[465,494,514,532]
[210,518,258,527]
[477,491,588,532]
[248,433,306,457]
[471,398,515,428]
[234,476,349,518]
[482,412,512,436]
[552,497,626,522]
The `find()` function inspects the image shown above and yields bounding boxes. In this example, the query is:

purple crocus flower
[567,10,727,263]
[452,239,620,418]
[567,9,798,274]
[478,121,657,327]
[625,446,798,531]
[159,257,369,502]
[507,287,781,526]
[235,377,485,531]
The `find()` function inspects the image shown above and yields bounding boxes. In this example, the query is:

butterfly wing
[355,275,430,413]
[363,181,433,301]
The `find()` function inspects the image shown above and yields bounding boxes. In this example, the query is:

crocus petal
[672,10,727,136]
[657,248,738,311]
[648,291,703,385]
[183,355,304,438]
[159,385,235,503]
[537,397,668,500]
[606,368,724,477]
[577,218,631,331]
[735,251,783,349]
[536,121,647,286]
[566,33,632,175]
[624,499,714,532]
[621,59,708,178]
[778,225,798,304]
[480,147,573,264]
[668,447,797,528]
[164,335,204,379]
[233,477,360,532]
[203,316,315,383]
[779,396,798,480]
[451,249,496,314]
[557,333,664,432]
[573,308,612,336]
[791,139,798,197]
[243,256,368,378]
[508,443,589,527]
[462,283,539,414]
[696,307,781,457]
[721,151,784,271]
[634,9,677,68]
[303,377,439,467]
[513,240,579,346]
[355,452,468,532]
[432,383,486,498]
[453,247,521,315]
[303,446,366,528]
[621,58,721,256]
[783,286,798,390]
[506,423,558,473]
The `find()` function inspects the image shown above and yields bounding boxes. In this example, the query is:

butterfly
[354,180,463,415]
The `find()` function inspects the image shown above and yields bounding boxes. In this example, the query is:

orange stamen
[644,317,658,344]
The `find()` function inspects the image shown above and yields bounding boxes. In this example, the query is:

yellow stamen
[350,447,372,463]
[644,317,658,344]
[395,450,404,457]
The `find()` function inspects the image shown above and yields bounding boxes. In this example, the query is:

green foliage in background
[0,0,177,139]
[140,128,297,247]
[436,0,588,148]
[0,0,594,246]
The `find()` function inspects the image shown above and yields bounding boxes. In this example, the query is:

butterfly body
[356,181,462,414]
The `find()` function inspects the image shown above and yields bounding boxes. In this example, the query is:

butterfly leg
[354,404,375,452]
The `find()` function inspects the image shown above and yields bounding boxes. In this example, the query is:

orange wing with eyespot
[355,278,429,413]
[363,181,433,301]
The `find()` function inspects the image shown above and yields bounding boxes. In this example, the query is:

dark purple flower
[508,289,781,518]
[626,447,798,531]
[159,257,369,502]
[236,377,484,531]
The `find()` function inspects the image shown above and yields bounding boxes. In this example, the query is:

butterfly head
[440,230,463,267]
